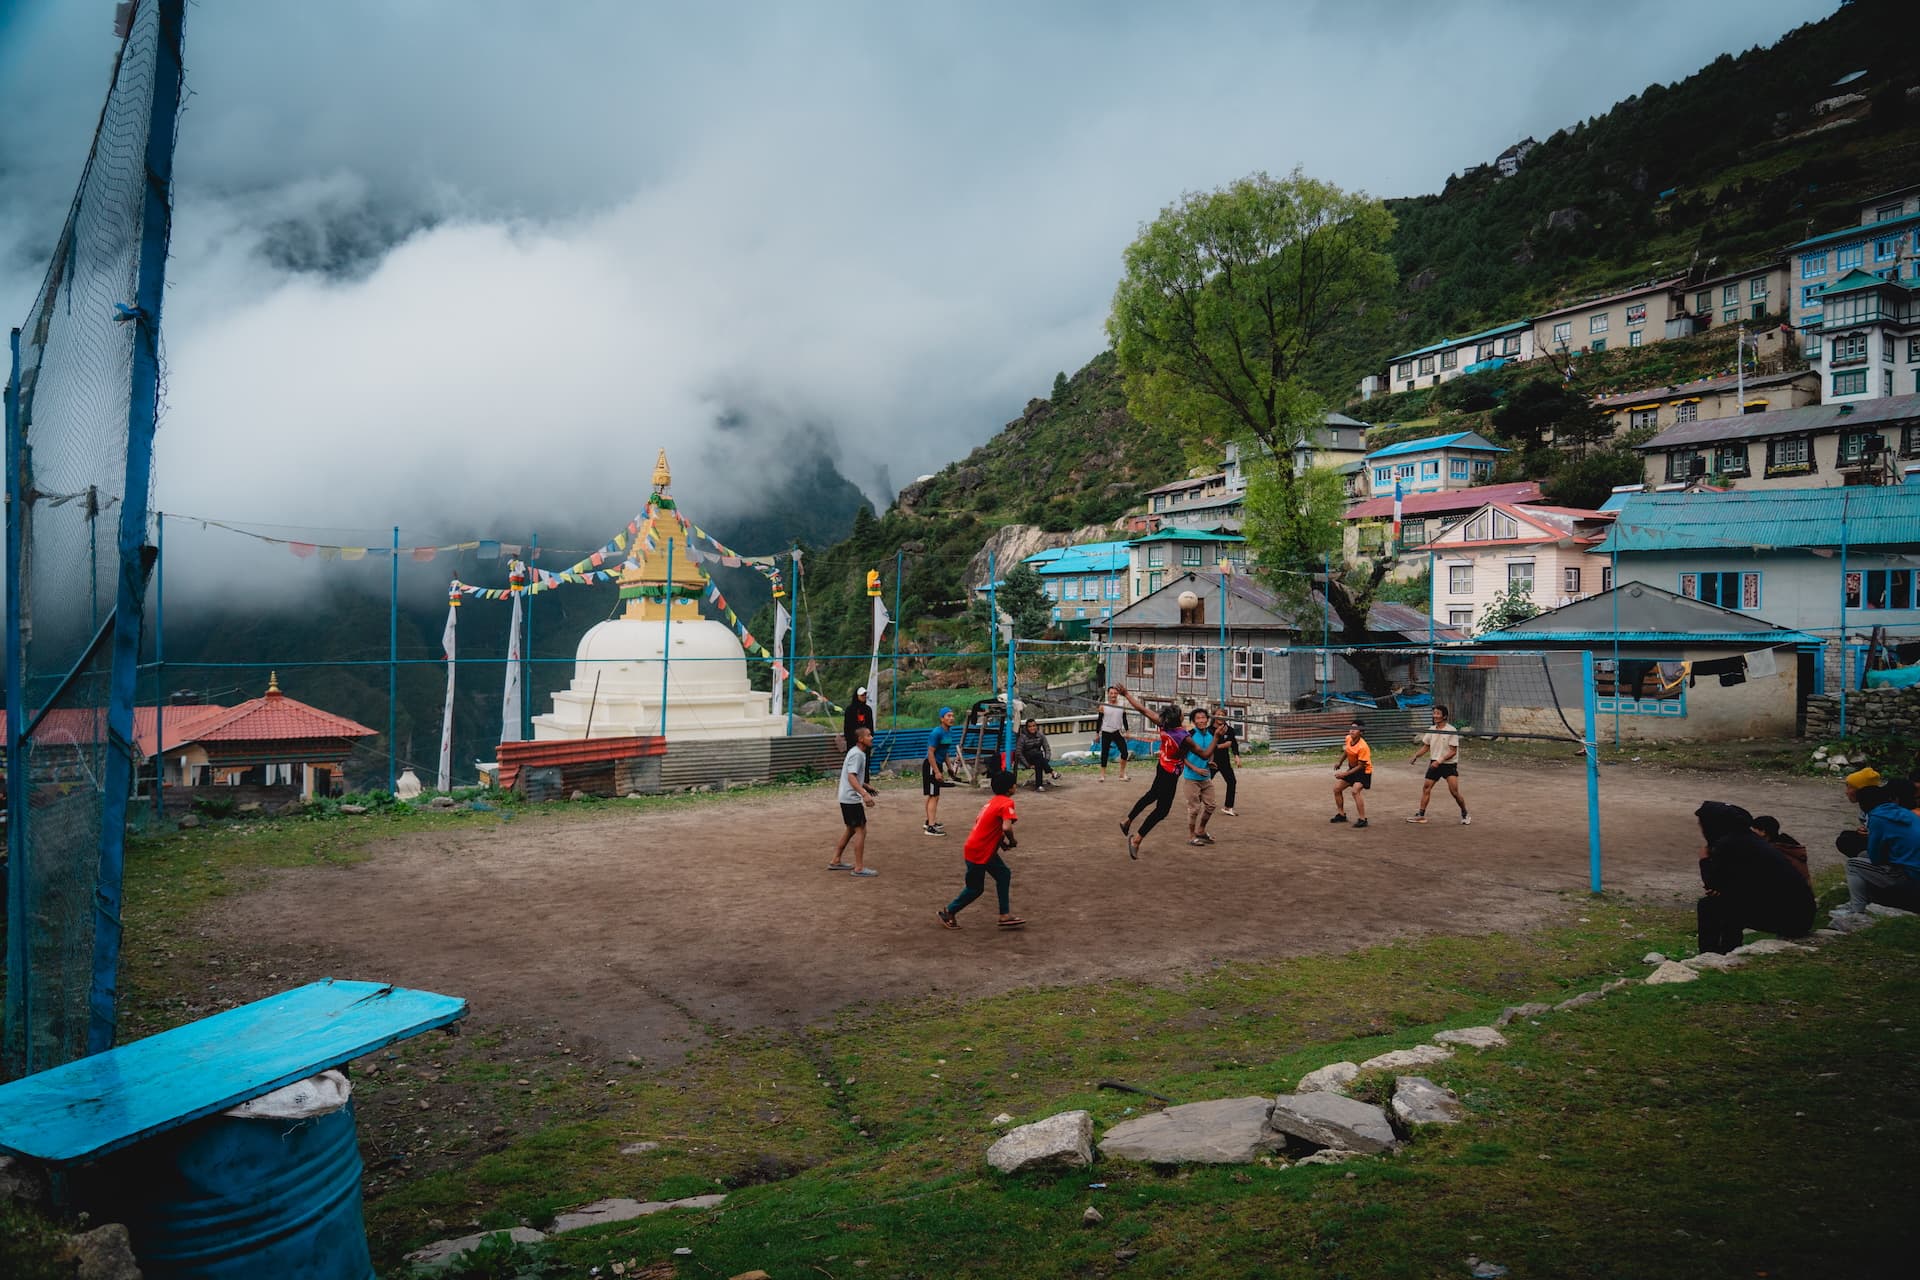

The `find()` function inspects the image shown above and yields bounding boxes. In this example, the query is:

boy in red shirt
[936,771,1027,930]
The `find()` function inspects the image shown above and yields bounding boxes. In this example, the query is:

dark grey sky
[0,0,1837,552]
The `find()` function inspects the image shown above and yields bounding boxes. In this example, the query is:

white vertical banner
[868,594,890,712]
[501,576,524,746]
[771,603,791,717]
[438,585,458,791]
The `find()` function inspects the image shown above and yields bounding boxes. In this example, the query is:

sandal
[937,909,960,930]
[851,867,879,877]
[826,861,853,871]
[1126,834,1141,861]
[998,916,1027,929]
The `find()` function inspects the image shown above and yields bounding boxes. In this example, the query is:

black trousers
[1100,731,1128,766]
[1127,768,1179,837]
[1837,829,1869,858]
[1211,756,1237,808]
[1697,892,1815,954]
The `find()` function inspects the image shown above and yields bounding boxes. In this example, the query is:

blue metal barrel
[89,1098,374,1279]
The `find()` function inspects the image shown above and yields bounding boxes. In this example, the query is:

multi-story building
[1421,501,1614,634]
[1362,431,1505,498]
[1495,138,1537,179]
[1124,529,1246,604]
[1594,367,1821,439]
[1807,269,1920,403]
[1681,261,1790,331]
[1789,196,1920,344]
[1532,278,1688,357]
[1635,392,1920,490]
[1142,415,1372,527]
[1342,480,1545,576]
[1385,321,1532,394]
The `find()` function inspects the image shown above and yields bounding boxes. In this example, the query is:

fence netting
[5,0,179,1076]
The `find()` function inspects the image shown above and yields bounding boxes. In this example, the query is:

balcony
[1828,350,1869,368]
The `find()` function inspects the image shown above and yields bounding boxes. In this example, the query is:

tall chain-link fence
[5,0,185,1076]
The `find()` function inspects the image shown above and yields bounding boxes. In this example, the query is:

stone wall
[1804,686,1920,740]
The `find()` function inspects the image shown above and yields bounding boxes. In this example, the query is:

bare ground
[210,757,1850,1066]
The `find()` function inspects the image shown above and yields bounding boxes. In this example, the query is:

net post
[5,326,28,1071]
[1581,648,1602,894]
[388,525,398,795]
[152,511,165,820]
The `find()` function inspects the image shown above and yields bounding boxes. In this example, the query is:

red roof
[133,705,227,758]
[183,688,377,744]
[1345,482,1543,521]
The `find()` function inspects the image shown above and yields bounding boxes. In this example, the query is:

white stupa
[531,450,785,742]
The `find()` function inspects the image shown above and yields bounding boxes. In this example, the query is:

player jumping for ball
[1407,704,1470,825]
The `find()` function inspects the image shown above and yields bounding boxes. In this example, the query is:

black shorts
[922,760,943,797]
[840,801,867,829]
[1337,768,1372,790]
[1425,763,1459,781]
[1099,730,1128,763]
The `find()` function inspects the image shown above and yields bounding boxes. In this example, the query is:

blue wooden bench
[0,978,466,1277]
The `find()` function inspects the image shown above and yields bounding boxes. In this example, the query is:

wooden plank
[0,979,466,1165]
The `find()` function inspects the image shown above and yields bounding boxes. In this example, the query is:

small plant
[190,794,237,819]
[401,1231,557,1280]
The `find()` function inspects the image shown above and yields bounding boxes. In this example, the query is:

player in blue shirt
[923,706,961,835]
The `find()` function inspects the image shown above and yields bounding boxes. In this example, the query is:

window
[1396,361,1412,380]
[1675,402,1698,424]
[1630,330,1643,347]
[1886,335,1898,361]
[1832,369,1868,397]
[1749,303,1765,321]
[1374,465,1392,486]
[1801,285,1824,308]
[1177,648,1208,680]
[1126,649,1154,679]
[1403,519,1428,546]
[1802,254,1827,279]
[1061,578,1079,600]
[1449,458,1469,479]
[1695,289,1713,313]
[1750,276,1768,299]
[1909,337,1920,363]
[1590,314,1609,334]
[1043,582,1059,600]
[1563,567,1581,594]
[1722,284,1739,306]
[1397,463,1416,479]
[1147,546,1166,567]
[1553,321,1572,345]
[1846,569,1915,611]
[1448,609,1474,628]
[1475,343,1494,362]
[1591,337,1607,353]
[1152,496,1164,513]
[1877,202,1903,221]
[1716,444,1749,477]
[1232,649,1265,683]
[1904,424,1920,457]
[1448,564,1473,594]
[1500,335,1522,356]
[1667,450,1705,481]
[1626,303,1647,325]
[1680,570,1761,610]
[1629,408,1659,431]
[1106,577,1122,600]
[1886,369,1895,398]
[1765,437,1812,474]
[1803,331,1822,358]
[1418,355,1436,374]
[1148,571,1163,593]
[1180,545,1203,566]
[1877,236,1901,261]
[1420,460,1439,479]
[1826,292,1879,326]
[1507,561,1535,590]
[1602,566,1613,591]
[1084,577,1100,598]
[1722,310,1737,325]
[1596,657,1687,717]
[1837,245,1864,270]
[1439,349,1458,370]
[1472,459,1494,480]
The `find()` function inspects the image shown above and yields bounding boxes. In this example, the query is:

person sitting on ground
[1013,718,1058,791]
[1838,775,1920,917]
[1750,815,1811,888]
[1694,800,1815,954]
[1837,767,1883,858]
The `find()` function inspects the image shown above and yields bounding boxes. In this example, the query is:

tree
[1109,170,1401,694]
[1477,582,1542,634]
[994,562,1055,641]
[1051,370,1070,403]
[1545,447,1646,509]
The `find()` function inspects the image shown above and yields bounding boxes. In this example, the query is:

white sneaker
[1460,813,1472,826]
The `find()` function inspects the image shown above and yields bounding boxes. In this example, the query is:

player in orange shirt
[1330,719,1372,830]
[936,771,1027,929]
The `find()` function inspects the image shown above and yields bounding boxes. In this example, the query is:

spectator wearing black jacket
[1695,800,1816,954]
[843,688,877,781]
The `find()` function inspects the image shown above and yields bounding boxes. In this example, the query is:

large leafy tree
[1108,169,1401,693]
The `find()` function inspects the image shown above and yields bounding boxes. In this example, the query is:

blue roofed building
[1364,431,1506,496]
[1790,184,1920,374]
[1385,320,1533,394]
[975,541,1132,633]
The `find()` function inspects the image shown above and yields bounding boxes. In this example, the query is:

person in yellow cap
[1837,767,1884,859]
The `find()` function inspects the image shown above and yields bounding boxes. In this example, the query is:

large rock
[1865,903,1915,919]
[1357,1045,1452,1073]
[1267,1092,1397,1155]
[1432,1026,1506,1050]
[1295,1062,1360,1094]
[1683,952,1748,972]
[550,1194,726,1234]
[1099,1097,1283,1165]
[1494,1002,1551,1027]
[67,1223,142,1280]
[1644,960,1700,985]
[1391,1076,1466,1127]
[406,1227,547,1268]
[986,1110,1093,1174]
[1730,939,1814,956]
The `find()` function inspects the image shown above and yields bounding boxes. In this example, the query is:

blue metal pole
[89,0,187,1057]
[1611,547,1621,748]
[1582,649,1603,894]
[5,326,28,1070]
[987,551,999,702]
[523,531,537,740]
[891,547,903,732]
[1004,633,1016,765]
[659,537,673,736]
[1321,552,1330,702]
[152,512,165,820]
[1217,569,1227,705]
[785,546,797,735]
[1838,491,1849,740]
[388,525,398,795]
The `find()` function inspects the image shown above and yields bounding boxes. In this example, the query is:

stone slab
[1729,939,1814,956]
[1391,1075,1466,1127]
[1432,1026,1507,1050]
[987,1110,1093,1174]
[1099,1096,1282,1165]
[1267,1092,1397,1154]
[1683,951,1748,972]
[1357,1044,1453,1073]
[1644,960,1700,985]
[406,1227,547,1267]
[1295,1062,1359,1094]
[550,1193,725,1234]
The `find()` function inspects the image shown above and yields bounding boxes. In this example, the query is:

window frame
[1506,560,1536,590]
[1448,563,1473,594]
[1552,321,1572,345]
[1563,566,1581,594]
[1589,314,1609,334]
[1832,369,1868,397]
[1680,570,1762,610]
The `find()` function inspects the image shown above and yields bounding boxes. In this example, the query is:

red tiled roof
[134,705,227,758]
[1345,482,1543,521]
[180,690,377,744]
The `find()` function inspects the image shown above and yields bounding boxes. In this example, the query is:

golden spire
[620,448,706,621]
[267,671,282,697]
[653,448,672,491]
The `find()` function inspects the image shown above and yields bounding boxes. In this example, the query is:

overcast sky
[0,0,1836,559]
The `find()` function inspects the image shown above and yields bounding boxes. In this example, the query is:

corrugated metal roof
[1126,528,1246,545]
[1595,486,1920,553]
[1477,629,1822,645]
[1533,277,1686,321]
[1029,541,1130,576]
[1638,391,1920,450]
[1595,368,1812,410]
[1386,318,1530,365]
[1345,481,1543,521]
[1791,208,1920,251]
[1367,431,1506,461]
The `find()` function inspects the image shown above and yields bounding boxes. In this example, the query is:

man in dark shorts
[1406,704,1469,825]
[1330,719,1371,829]
[1097,687,1130,783]
[922,706,959,836]
[828,726,879,875]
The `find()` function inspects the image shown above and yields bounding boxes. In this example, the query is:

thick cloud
[1,0,1836,586]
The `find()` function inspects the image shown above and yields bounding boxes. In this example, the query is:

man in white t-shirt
[829,727,881,875]
[1407,705,1470,825]
[1097,686,1130,783]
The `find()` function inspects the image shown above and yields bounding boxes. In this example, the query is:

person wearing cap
[1838,774,1920,918]
[843,688,877,778]
[1695,800,1814,953]
[922,706,960,836]
[1330,719,1372,829]
[1836,767,1884,858]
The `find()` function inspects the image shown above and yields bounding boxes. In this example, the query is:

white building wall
[1433,545,1601,634]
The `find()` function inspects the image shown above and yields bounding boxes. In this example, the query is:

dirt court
[215,758,1850,1065]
